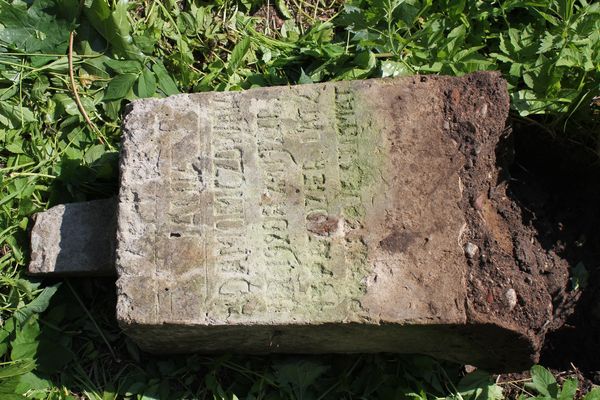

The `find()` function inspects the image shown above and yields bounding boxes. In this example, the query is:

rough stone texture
[28,198,116,276]
[112,72,566,372]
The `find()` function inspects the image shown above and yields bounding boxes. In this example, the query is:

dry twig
[68,31,105,144]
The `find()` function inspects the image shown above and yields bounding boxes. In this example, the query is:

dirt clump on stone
[439,72,573,364]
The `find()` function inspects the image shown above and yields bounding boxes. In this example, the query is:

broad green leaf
[527,365,558,398]
[12,279,38,300]
[0,0,74,53]
[538,32,555,54]
[141,383,161,400]
[14,372,51,395]
[82,56,112,79]
[35,335,74,374]
[5,142,24,154]
[124,381,147,396]
[508,28,522,52]
[0,376,23,400]
[136,68,157,98]
[54,94,79,116]
[354,50,376,69]
[456,370,503,400]
[0,102,36,128]
[381,61,411,77]
[10,318,40,361]
[133,33,158,54]
[229,37,252,71]
[511,90,548,116]
[103,73,138,101]
[275,0,293,19]
[0,319,13,357]
[499,33,510,54]
[83,0,143,60]
[532,8,560,26]
[585,388,600,400]
[453,46,485,62]
[14,283,61,325]
[523,73,535,90]
[508,62,522,78]
[0,359,36,379]
[447,0,466,17]
[298,69,313,84]
[558,378,578,400]
[274,360,329,400]
[83,144,107,164]
[152,62,180,96]
[335,67,372,80]
[31,76,50,101]
[0,86,19,102]
[557,0,576,20]
[54,0,80,21]
[104,59,143,74]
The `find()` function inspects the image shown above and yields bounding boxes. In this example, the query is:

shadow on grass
[47,152,120,206]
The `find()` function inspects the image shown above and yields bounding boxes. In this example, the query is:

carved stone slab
[115,73,536,371]
[28,72,566,371]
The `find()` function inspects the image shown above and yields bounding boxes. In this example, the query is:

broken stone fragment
[464,242,479,259]
[505,288,518,311]
[28,198,117,276]
[28,72,569,372]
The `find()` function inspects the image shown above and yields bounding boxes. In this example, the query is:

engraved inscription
[208,97,258,318]
[154,107,208,320]
[334,87,370,304]
[167,129,205,236]
[144,86,378,322]
[255,98,300,313]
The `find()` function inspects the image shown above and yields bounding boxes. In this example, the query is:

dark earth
[509,122,600,380]
[435,71,600,392]
[495,119,600,398]
[442,73,571,367]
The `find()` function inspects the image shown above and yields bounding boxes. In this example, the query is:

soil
[491,115,600,395]
[448,74,600,380]
[508,122,600,379]
[446,73,600,389]
[441,73,574,369]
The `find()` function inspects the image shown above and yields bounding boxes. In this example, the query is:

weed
[499,365,600,400]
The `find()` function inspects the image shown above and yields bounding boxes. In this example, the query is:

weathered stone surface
[115,72,545,371]
[28,198,116,276]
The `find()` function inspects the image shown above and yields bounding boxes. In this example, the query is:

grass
[0,0,599,398]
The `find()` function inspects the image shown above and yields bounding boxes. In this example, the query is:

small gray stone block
[28,198,117,276]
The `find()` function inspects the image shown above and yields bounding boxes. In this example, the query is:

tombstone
[28,72,569,372]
